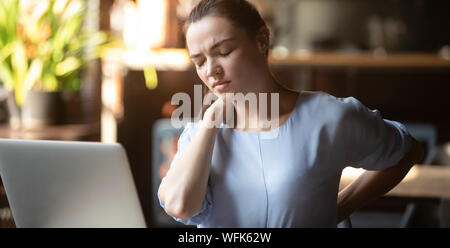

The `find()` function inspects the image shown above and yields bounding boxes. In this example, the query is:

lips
[212,80,231,89]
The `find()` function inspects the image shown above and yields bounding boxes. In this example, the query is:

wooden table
[340,165,450,199]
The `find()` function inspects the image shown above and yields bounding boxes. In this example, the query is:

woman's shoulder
[298,91,360,113]
[310,93,386,133]
[293,91,372,131]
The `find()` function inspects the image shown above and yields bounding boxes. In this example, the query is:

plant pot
[61,91,83,124]
[6,91,22,130]
[21,90,64,130]
[5,90,84,130]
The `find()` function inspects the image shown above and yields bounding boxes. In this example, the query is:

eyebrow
[190,38,235,59]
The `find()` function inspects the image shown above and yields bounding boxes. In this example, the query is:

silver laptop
[0,139,146,228]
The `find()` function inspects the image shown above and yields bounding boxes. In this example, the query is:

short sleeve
[157,121,213,226]
[340,97,413,170]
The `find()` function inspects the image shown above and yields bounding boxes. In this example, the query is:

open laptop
[0,139,146,228]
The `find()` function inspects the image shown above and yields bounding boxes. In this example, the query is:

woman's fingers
[203,97,235,128]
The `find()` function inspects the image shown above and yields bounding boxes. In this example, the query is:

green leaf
[15,79,25,107]
[0,43,15,90]
[11,41,27,91]
[42,74,58,91]
[55,56,81,76]
[0,62,14,90]
[24,58,43,91]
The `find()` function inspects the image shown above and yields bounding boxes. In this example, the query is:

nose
[206,60,223,79]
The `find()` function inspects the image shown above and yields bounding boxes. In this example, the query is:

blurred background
[0,0,449,228]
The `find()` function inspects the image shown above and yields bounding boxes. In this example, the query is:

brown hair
[184,0,267,42]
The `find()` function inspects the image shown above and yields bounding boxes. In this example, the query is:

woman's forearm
[337,138,425,223]
[158,103,224,220]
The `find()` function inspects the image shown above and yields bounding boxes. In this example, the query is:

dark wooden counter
[0,122,100,141]
[270,52,450,68]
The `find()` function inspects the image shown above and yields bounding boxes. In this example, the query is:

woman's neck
[232,74,300,131]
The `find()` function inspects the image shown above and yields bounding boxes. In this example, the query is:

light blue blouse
[158,91,412,227]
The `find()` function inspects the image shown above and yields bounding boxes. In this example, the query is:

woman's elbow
[164,197,199,220]
[158,181,199,220]
[165,201,190,220]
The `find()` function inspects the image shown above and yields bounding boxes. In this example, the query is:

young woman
[158,0,424,227]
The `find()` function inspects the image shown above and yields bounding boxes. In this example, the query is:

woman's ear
[255,26,270,55]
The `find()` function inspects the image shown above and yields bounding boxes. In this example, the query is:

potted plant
[0,0,107,130]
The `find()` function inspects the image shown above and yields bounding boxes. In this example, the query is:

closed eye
[196,61,205,68]
[193,50,232,68]
[193,59,205,68]
[220,50,232,57]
